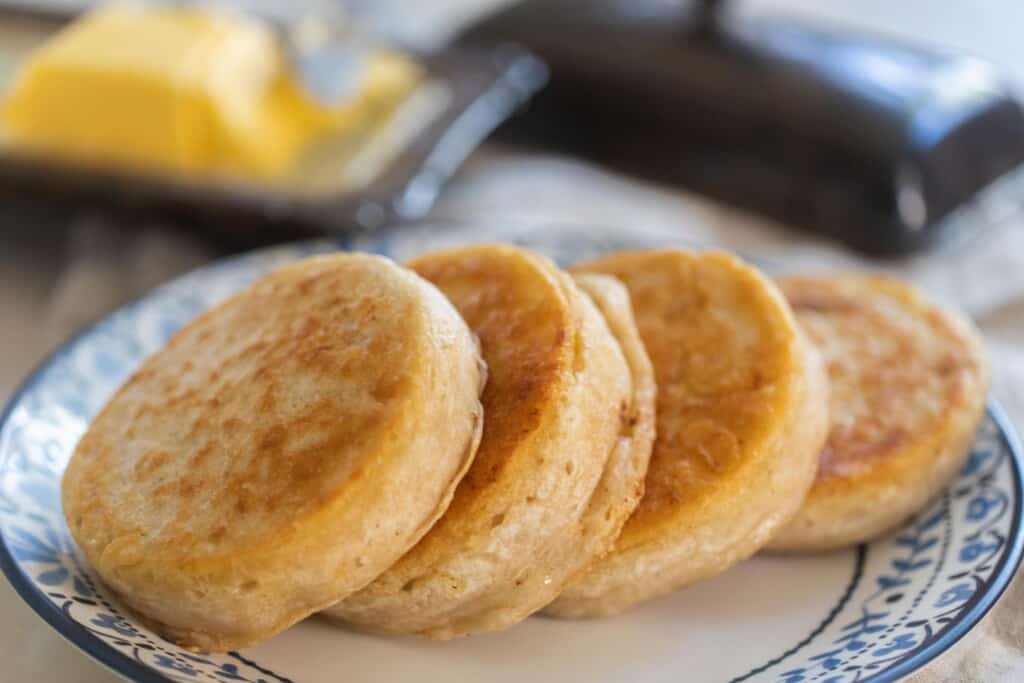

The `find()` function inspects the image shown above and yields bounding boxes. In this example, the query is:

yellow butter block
[2,3,422,179]
[2,4,279,173]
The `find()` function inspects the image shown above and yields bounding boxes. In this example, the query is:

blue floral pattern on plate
[0,228,1021,683]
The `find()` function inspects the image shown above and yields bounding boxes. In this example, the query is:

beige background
[3,0,1024,680]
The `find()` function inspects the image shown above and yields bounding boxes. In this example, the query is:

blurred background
[3,0,1024,403]
[3,1,1024,679]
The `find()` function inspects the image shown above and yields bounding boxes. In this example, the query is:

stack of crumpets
[61,243,989,650]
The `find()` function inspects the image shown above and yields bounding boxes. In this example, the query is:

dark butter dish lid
[0,14,547,241]
[460,0,1024,255]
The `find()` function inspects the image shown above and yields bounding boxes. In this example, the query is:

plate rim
[0,242,1022,683]
[0,301,180,683]
[868,398,1024,682]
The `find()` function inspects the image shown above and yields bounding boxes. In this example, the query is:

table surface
[4,1,1024,681]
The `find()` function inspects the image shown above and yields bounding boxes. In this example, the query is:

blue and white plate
[2,223,1022,683]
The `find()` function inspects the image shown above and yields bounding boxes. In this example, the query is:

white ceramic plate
[1,223,1021,683]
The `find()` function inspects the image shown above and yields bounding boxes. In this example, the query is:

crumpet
[769,274,989,551]
[62,253,485,651]
[328,244,638,638]
[566,273,656,578]
[548,249,829,617]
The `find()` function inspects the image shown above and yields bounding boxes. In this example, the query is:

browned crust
[769,274,990,551]
[547,249,828,616]
[328,244,634,637]
[61,253,485,650]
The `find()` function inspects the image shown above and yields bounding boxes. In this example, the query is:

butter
[1,3,421,179]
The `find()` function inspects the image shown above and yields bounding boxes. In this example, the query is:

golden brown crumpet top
[548,249,828,617]
[61,253,485,651]
[328,244,634,638]
[769,274,989,552]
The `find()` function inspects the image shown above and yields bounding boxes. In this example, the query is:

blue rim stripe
[862,400,1024,683]
[730,546,867,682]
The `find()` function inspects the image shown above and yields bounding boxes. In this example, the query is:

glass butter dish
[0,3,545,238]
